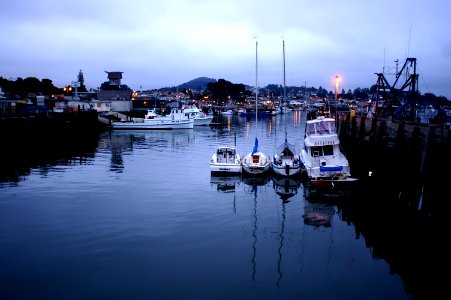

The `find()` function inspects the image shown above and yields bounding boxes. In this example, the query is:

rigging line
[417,65,431,95]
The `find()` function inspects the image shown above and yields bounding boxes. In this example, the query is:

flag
[251,137,258,155]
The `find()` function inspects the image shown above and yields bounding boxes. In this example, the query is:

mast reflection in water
[0,111,445,299]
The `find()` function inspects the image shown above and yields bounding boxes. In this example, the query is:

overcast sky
[1,0,450,98]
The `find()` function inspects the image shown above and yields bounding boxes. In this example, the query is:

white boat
[272,40,302,177]
[237,108,247,116]
[242,40,272,176]
[111,108,194,130]
[210,145,242,175]
[272,139,302,176]
[182,104,213,126]
[221,109,234,115]
[299,115,357,188]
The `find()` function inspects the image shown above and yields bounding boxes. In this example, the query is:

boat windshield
[307,120,336,135]
[217,148,236,156]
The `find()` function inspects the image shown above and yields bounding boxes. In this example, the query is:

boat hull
[111,120,194,130]
[241,151,272,176]
[194,116,214,126]
[308,176,359,189]
[210,163,242,175]
[210,146,242,175]
[272,164,302,177]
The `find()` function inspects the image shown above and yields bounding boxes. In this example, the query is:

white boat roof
[306,116,335,123]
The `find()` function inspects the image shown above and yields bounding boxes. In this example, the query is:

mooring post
[369,118,378,143]
[359,116,366,141]
[419,126,433,176]
[351,116,357,140]
[378,119,386,145]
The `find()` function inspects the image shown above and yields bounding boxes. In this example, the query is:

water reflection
[276,201,287,288]
[0,111,446,299]
[243,181,261,283]
[303,200,336,228]
[0,130,99,185]
[242,174,271,187]
[106,129,196,173]
[210,175,241,193]
[109,129,196,149]
[271,175,302,202]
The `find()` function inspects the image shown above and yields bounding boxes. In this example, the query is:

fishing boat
[272,40,302,177]
[111,108,194,130]
[241,40,272,176]
[299,115,357,188]
[182,104,213,126]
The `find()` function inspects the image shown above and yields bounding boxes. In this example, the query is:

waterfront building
[96,71,133,112]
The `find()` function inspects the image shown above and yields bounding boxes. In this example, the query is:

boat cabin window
[311,145,334,157]
[316,121,334,134]
[217,149,235,156]
[323,145,333,155]
[306,123,316,135]
[306,120,336,135]
[312,147,320,157]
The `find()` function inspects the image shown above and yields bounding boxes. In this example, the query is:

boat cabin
[216,147,237,163]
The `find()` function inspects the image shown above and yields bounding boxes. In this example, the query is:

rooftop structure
[104,71,123,86]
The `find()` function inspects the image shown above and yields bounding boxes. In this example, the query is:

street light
[334,75,341,131]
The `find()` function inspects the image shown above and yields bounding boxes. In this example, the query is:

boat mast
[255,40,258,137]
[283,39,287,142]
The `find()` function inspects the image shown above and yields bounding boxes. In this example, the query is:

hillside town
[1,66,450,127]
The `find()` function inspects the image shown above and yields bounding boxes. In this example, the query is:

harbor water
[0,111,445,299]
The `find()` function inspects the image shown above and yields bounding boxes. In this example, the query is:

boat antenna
[407,23,412,58]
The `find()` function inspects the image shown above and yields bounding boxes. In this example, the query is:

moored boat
[299,115,357,188]
[210,145,242,175]
[241,40,272,177]
[272,40,302,178]
[111,108,194,130]
[272,140,302,177]
[183,104,213,126]
[242,137,272,176]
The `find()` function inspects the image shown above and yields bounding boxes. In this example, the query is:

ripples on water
[1,111,440,299]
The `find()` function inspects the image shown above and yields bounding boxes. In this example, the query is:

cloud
[1,0,450,98]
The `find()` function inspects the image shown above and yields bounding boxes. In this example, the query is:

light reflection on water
[0,112,411,300]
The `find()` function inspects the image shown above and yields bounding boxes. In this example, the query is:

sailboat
[241,40,272,176]
[272,40,302,177]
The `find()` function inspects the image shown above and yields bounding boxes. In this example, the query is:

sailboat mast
[255,40,258,136]
[283,40,287,142]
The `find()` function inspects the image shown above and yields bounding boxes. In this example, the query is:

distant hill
[162,77,217,91]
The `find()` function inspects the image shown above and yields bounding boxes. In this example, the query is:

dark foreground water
[0,111,447,299]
